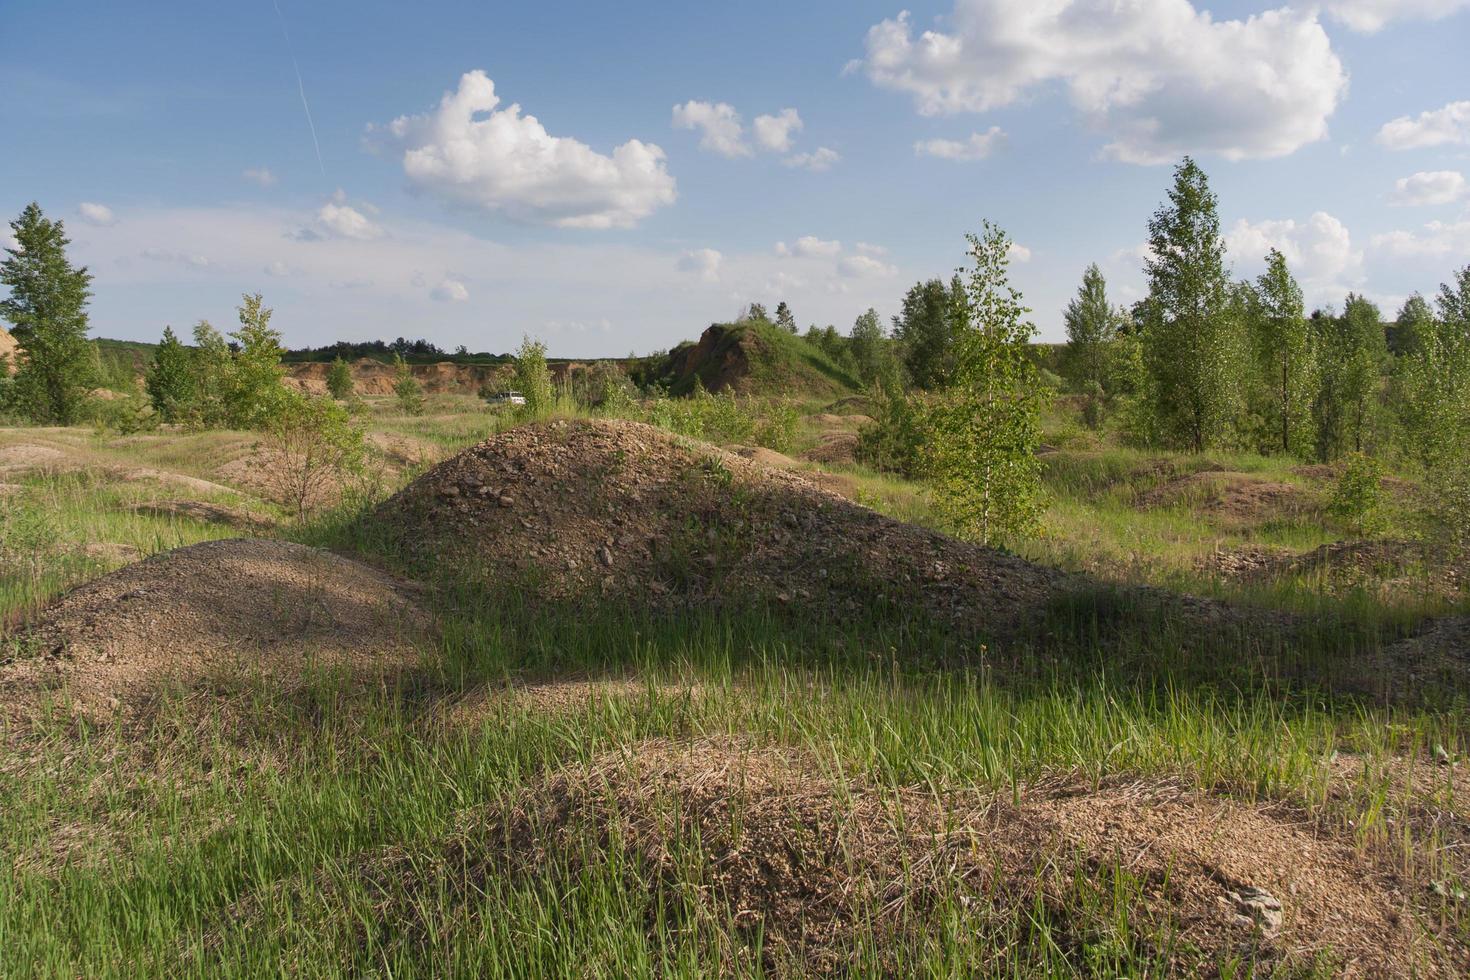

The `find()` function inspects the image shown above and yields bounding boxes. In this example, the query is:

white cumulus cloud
[775,236,842,258]
[1226,212,1363,306]
[1372,221,1470,259]
[140,247,211,268]
[858,1,1347,164]
[1008,242,1033,263]
[671,100,750,158]
[1314,0,1470,32]
[1376,101,1470,151]
[783,147,840,172]
[243,167,277,187]
[839,254,898,278]
[314,202,384,241]
[914,127,1006,161]
[78,202,116,226]
[431,278,469,302]
[1391,171,1467,207]
[373,70,677,229]
[677,248,723,281]
[753,108,803,153]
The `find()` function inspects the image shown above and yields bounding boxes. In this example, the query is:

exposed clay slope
[373,419,1064,638]
[1,539,432,724]
[0,324,16,374]
[326,738,1459,976]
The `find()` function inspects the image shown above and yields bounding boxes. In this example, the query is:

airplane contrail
[272,0,325,177]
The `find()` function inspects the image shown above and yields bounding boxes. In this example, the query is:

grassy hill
[649,320,861,398]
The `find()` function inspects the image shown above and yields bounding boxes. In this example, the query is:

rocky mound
[373,419,1063,638]
[326,738,1455,976]
[0,539,432,725]
[655,322,859,397]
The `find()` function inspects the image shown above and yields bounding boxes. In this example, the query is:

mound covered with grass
[656,321,860,397]
[372,418,1063,639]
[1,538,432,725]
[253,737,1457,976]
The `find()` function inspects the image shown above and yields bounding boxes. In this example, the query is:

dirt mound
[727,444,799,469]
[285,358,509,396]
[0,443,69,476]
[0,325,16,374]
[0,539,432,725]
[800,432,858,466]
[374,419,1062,638]
[130,499,274,531]
[1381,616,1470,699]
[1202,540,1457,596]
[339,738,1454,976]
[1137,471,1315,522]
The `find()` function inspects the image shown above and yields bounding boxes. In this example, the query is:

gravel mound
[373,419,1063,638]
[337,739,1455,976]
[1,539,432,725]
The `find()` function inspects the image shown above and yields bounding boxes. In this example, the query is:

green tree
[263,391,366,520]
[848,307,891,385]
[224,293,288,428]
[514,335,554,418]
[145,325,196,422]
[893,276,966,390]
[744,302,768,323]
[1249,249,1314,455]
[924,222,1044,546]
[326,355,354,400]
[188,320,232,428]
[1314,294,1385,458]
[1390,293,1435,357]
[1061,263,1118,393]
[773,301,797,333]
[0,202,96,424]
[1139,158,1239,451]
[392,354,425,416]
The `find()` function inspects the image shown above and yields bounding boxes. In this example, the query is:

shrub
[262,392,366,520]
[514,336,554,418]
[326,356,354,400]
[856,383,928,478]
[392,354,425,416]
[1328,452,1385,538]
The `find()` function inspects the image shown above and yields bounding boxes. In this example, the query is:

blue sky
[3,0,1468,355]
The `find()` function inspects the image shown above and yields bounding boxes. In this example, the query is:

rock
[597,546,614,567]
[1224,886,1282,939]
[497,495,514,508]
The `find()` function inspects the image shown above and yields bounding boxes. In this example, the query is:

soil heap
[374,419,1062,638]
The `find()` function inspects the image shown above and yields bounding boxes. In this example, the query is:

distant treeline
[281,337,513,365]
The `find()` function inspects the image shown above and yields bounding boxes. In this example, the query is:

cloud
[855,242,889,256]
[1007,242,1032,263]
[78,202,116,226]
[140,247,211,268]
[783,147,840,172]
[838,254,898,278]
[1314,0,1470,32]
[372,70,677,229]
[1372,220,1470,259]
[1376,101,1470,151]
[671,100,750,157]
[313,202,384,241]
[677,247,723,281]
[1226,211,1363,306]
[242,167,277,187]
[263,260,300,277]
[1391,171,1467,206]
[431,278,469,302]
[858,2,1346,164]
[752,108,803,153]
[775,236,842,258]
[914,127,1006,161]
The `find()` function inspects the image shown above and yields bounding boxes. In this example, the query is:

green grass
[3,402,1468,976]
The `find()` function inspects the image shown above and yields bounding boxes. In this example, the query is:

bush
[1328,452,1385,538]
[856,384,928,477]
[326,356,354,400]
[262,392,366,519]
[392,354,425,416]
[514,336,554,418]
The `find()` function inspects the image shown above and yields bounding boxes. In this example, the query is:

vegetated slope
[0,539,432,725]
[373,418,1061,640]
[653,321,860,397]
[256,736,1458,976]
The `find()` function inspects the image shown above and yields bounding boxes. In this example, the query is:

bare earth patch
[0,538,433,726]
[1137,470,1316,524]
[130,499,275,532]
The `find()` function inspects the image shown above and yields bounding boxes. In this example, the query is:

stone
[1224,886,1282,939]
